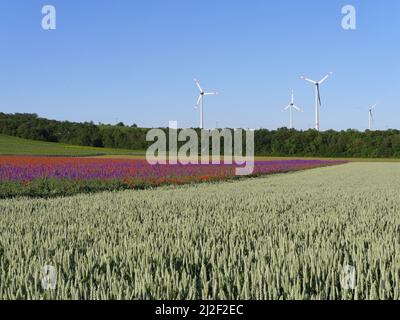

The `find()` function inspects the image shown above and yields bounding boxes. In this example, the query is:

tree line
[0,113,148,151]
[1,113,400,158]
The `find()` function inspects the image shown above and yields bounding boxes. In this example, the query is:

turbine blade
[283,105,290,111]
[317,86,322,107]
[196,95,202,106]
[319,72,333,84]
[300,76,317,84]
[293,105,302,112]
[204,92,218,96]
[194,79,203,92]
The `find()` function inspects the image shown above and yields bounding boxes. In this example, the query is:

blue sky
[0,0,399,130]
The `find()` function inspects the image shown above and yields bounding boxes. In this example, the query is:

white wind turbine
[194,78,218,129]
[282,90,303,129]
[368,104,377,130]
[301,72,333,131]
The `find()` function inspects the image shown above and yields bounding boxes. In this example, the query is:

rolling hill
[0,134,144,156]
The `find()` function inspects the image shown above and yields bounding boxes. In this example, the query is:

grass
[1,134,399,162]
[94,154,400,162]
[0,134,144,156]
[1,163,399,299]
[255,156,400,163]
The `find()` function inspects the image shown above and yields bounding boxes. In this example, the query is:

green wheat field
[0,134,144,156]
[0,162,399,299]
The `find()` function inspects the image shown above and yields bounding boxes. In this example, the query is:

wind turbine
[368,104,377,130]
[300,72,333,131]
[194,78,218,129]
[282,90,303,129]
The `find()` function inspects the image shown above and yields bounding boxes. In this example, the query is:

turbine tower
[301,72,333,131]
[282,90,303,129]
[194,79,218,129]
[368,104,377,130]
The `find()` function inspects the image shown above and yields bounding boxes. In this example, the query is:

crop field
[0,156,344,198]
[0,162,399,300]
[0,134,144,156]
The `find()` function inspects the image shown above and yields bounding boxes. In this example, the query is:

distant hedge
[1,113,399,158]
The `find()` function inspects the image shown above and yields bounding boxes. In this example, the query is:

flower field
[0,156,346,198]
[0,163,399,299]
[0,156,346,182]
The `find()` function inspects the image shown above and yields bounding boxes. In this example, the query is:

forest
[1,113,399,158]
